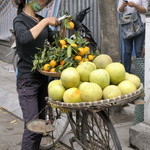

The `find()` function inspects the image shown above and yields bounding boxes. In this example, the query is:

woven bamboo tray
[38,70,61,78]
[47,83,143,110]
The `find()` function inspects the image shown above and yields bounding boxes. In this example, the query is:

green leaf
[66,38,75,44]
[67,46,72,58]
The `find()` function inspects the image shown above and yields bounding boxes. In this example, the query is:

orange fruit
[59,39,66,46]
[62,45,68,49]
[68,21,75,30]
[78,60,84,65]
[43,64,50,71]
[49,68,56,72]
[74,55,82,61]
[84,46,90,53]
[88,54,94,61]
[83,58,89,62]
[49,60,57,67]
[77,47,86,56]
[60,60,65,65]
[70,43,78,47]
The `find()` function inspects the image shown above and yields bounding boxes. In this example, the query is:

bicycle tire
[97,110,122,150]
[73,110,122,150]
[40,108,69,150]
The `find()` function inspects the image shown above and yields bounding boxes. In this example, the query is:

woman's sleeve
[13,17,34,45]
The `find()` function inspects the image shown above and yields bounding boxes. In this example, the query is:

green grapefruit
[105,62,126,85]
[90,69,110,89]
[102,85,122,99]
[48,84,66,101]
[60,68,80,88]
[78,82,89,90]
[63,88,83,103]
[118,80,137,95]
[48,80,62,89]
[93,54,113,69]
[80,83,102,102]
[76,62,96,82]
[125,73,141,88]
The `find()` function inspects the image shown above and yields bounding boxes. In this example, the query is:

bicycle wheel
[79,110,122,150]
[40,108,69,150]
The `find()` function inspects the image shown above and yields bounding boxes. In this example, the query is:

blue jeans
[17,77,48,150]
[123,31,145,73]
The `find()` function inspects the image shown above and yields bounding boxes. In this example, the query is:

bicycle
[46,83,143,150]
[27,98,121,150]
[27,82,143,150]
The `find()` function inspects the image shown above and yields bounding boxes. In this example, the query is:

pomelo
[105,62,126,85]
[48,80,62,89]
[78,82,89,90]
[65,67,77,70]
[90,69,110,89]
[102,85,122,99]
[63,88,83,103]
[60,68,80,88]
[125,73,141,88]
[76,62,96,82]
[118,80,137,95]
[93,54,113,69]
[48,84,66,101]
[80,83,102,102]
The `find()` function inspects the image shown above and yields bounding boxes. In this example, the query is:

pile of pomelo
[48,54,141,103]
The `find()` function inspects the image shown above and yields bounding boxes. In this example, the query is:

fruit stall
[30,14,143,150]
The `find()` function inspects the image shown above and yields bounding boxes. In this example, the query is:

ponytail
[17,0,25,15]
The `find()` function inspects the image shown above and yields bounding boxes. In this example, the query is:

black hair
[17,0,52,15]
[17,0,25,15]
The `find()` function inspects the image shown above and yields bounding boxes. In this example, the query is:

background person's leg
[134,31,145,58]
[123,38,133,73]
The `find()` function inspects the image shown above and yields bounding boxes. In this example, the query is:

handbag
[119,12,145,39]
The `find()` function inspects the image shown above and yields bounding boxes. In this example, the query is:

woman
[13,0,59,149]
[117,0,148,73]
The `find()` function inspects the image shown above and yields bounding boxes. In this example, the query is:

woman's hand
[44,17,60,26]
[30,17,59,39]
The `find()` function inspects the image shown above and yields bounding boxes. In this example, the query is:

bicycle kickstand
[69,137,76,150]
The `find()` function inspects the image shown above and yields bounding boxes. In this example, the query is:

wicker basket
[38,70,61,78]
[47,83,143,110]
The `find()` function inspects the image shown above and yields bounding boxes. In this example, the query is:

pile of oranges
[42,37,96,73]
[32,16,98,73]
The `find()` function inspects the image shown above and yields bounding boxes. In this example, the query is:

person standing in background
[13,0,59,149]
[117,0,148,73]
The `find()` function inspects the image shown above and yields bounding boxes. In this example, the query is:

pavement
[0,60,137,150]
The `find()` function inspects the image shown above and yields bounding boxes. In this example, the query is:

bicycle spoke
[78,110,121,150]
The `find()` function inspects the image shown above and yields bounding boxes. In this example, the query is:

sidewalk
[0,61,136,150]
